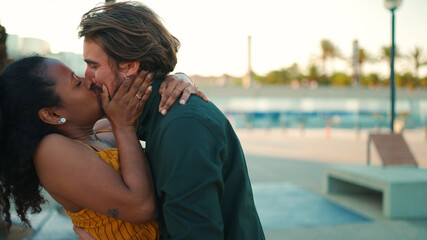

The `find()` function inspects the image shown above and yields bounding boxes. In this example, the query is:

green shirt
[137,79,265,240]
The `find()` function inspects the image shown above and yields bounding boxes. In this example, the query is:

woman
[0,56,204,239]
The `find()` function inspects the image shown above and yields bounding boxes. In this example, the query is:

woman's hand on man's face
[101,71,153,129]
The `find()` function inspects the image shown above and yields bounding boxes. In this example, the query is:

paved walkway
[237,128,427,240]
[237,128,427,167]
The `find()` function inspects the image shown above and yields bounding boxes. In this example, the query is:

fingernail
[161,109,167,115]
[180,99,186,105]
[147,86,152,93]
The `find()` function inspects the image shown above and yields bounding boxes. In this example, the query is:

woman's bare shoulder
[34,134,88,163]
[37,133,74,149]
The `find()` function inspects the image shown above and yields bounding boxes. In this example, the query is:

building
[6,34,85,75]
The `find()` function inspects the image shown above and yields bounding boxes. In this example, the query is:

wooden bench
[324,165,427,218]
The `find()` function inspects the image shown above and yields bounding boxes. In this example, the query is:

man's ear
[119,61,140,77]
[38,108,65,126]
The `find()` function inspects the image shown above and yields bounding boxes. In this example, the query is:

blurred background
[1,0,427,133]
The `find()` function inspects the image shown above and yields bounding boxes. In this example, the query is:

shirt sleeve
[154,117,225,240]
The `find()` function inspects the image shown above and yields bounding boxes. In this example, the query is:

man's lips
[90,83,103,96]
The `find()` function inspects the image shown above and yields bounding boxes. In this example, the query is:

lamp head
[384,0,402,11]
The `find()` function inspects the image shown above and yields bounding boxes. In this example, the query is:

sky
[0,0,426,77]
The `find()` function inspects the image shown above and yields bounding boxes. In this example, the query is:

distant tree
[380,45,402,88]
[320,39,340,75]
[361,73,381,87]
[287,63,304,82]
[408,46,427,80]
[306,64,320,82]
[330,72,351,86]
[232,77,243,86]
[380,45,401,67]
[357,48,372,76]
[0,23,8,71]
[251,72,263,85]
[420,76,427,87]
[380,46,391,63]
[263,68,291,85]
[396,72,417,89]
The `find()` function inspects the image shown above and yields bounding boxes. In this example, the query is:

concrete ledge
[324,165,427,218]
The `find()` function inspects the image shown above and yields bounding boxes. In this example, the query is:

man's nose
[85,67,95,79]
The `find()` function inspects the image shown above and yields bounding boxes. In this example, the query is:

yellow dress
[64,148,159,240]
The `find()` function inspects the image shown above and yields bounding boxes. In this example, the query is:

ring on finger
[135,94,142,100]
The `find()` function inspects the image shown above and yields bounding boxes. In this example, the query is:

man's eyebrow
[84,59,97,64]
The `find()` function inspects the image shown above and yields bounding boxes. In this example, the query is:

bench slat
[368,133,417,166]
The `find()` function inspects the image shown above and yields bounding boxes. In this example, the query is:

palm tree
[380,45,401,66]
[307,64,320,81]
[358,48,370,74]
[320,39,340,75]
[409,46,427,80]
[380,45,402,87]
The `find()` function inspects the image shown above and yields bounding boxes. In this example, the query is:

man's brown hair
[78,1,180,79]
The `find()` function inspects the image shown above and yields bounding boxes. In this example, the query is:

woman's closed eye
[72,73,82,87]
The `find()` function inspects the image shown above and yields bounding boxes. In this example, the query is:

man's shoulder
[175,97,221,117]
[164,99,225,127]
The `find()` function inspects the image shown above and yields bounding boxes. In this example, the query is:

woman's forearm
[113,126,157,222]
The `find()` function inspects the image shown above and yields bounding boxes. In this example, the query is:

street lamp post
[384,0,402,133]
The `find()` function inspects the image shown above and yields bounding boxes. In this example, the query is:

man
[76,2,265,239]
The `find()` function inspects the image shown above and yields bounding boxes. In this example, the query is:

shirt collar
[137,78,164,140]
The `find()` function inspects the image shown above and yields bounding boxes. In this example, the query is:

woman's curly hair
[0,56,61,230]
